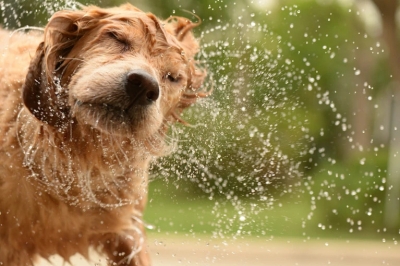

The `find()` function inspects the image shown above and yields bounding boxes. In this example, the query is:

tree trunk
[371,0,400,232]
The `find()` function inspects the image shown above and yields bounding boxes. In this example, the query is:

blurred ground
[36,235,400,266]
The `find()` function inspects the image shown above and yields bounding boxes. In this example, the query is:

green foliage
[307,149,392,235]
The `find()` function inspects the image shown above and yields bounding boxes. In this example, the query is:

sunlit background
[1,0,400,265]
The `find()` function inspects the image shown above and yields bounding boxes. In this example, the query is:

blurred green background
[1,0,399,243]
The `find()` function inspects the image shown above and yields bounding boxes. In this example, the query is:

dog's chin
[72,100,163,139]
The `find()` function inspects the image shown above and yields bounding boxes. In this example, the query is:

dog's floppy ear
[22,42,64,127]
[22,9,89,128]
[164,16,208,116]
[164,16,201,61]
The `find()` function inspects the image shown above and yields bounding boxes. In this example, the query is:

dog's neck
[16,107,154,209]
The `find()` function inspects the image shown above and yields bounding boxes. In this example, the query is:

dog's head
[22,4,207,139]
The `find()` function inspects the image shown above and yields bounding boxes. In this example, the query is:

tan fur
[0,4,206,266]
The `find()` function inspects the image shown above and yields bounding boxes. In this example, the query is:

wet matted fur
[0,3,206,266]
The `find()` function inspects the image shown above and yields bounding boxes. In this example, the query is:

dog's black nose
[125,70,160,105]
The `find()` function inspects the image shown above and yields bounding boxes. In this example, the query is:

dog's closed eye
[107,31,131,51]
[165,72,182,83]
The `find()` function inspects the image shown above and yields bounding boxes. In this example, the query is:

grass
[145,178,315,239]
[144,178,394,241]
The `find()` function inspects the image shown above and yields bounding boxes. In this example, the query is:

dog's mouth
[72,97,160,135]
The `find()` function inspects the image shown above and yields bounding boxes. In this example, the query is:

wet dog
[0,4,206,265]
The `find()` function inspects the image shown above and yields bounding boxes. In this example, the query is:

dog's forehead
[104,11,159,30]
[104,13,187,59]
